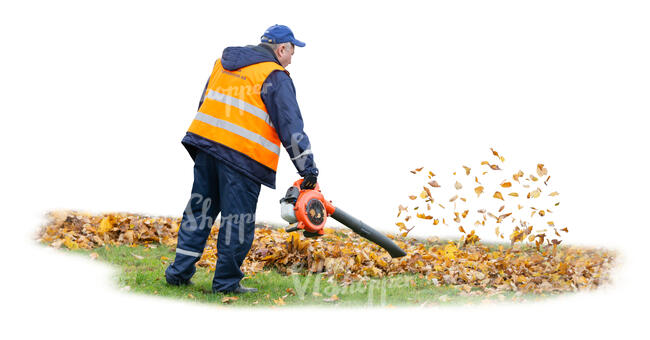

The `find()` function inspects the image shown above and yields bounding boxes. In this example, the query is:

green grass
[65,244,559,307]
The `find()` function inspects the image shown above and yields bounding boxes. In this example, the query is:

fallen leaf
[428,180,441,188]
[527,188,542,199]
[222,296,239,304]
[323,294,339,302]
[536,163,548,177]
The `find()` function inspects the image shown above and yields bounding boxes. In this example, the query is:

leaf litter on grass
[38,212,616,296]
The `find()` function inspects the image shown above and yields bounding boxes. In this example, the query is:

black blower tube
[330,207,407,258]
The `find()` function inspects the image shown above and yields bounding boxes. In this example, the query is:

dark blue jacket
[181,44,318,189]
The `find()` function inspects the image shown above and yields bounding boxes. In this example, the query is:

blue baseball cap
[260,25,306,47]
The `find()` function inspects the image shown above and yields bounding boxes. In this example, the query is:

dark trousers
[165,150,261,292]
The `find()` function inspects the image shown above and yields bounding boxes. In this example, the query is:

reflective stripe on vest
[187,59,286,170]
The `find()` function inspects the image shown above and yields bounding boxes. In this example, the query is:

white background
[1,0,648,338]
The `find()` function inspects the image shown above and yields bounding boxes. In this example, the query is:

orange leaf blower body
[280,179,406,258]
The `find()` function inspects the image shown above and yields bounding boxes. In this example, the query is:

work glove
[300,175,318,190]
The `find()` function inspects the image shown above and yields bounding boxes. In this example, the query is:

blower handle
[330,207,407,258]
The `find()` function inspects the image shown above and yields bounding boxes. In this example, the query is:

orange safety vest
[187,59,286,171]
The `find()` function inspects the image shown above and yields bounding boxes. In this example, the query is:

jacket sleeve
[262,71,319,177]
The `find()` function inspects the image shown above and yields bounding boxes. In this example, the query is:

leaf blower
[279,179,407,258]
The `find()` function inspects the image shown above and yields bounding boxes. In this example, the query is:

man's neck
[251,43,281,65]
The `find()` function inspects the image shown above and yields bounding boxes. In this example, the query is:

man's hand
[300,175,317,190]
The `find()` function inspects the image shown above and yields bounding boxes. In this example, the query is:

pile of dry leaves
[37,210,616,294]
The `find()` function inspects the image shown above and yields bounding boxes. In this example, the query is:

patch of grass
[65,244,560,307]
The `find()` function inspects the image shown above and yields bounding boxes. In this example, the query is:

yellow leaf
[98,216,113,234]
[63,237,78,250]
[455,181,463,190]
[527,188,541,199]
[422,186,433,201]
[474,186,484,197]
[463,166,471,175]
[417,213,433,220]
[493,191,504,201]
[500,181,512,188]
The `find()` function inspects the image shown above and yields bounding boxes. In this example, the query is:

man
[165,25,319,294]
